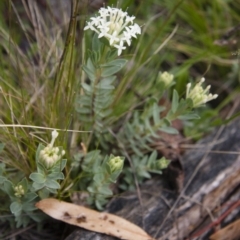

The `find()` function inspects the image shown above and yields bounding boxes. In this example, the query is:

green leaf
[139,169,151,179]
[24,192,38,202]
[98,185,112,196]
[75,107,91,114]
[18,178,28,193]
[59,159,67,171]
[45,179,60,189]
[92,33,103,52]
[0,176,7,184]
[38,188,50,199]
[82,82,93,93]
[178,113,200,120]
[10,201,22,215]
[22,202,36,212]
[147,150,158,167]
[51,158,66,172]
[159,126,179,134]
[48,172,64,180]
[93,172,105,183]
[101,59,128,67]
[37,162,46,174]
[96,82,115,90]
[29,173,46,184]
[82,63,96,81]
[101,62,126,77]
[32,182,45,190]
[100,76,116,85]
[149,169,162,174]
[3,180,14,197]
[172,90,179,113]
[152,103,162,125]
[36,144,45,162]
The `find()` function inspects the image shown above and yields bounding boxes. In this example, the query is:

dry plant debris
[36,198,154,240]
[210,218,240,240]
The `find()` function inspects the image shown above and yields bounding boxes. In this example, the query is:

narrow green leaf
[37,162,46,175]
[3,180,14,196]
[101,63,126,77]
[147,151,157,167]
[82,65,95,81]
[178,113,200,120]
[82,82,93,93]
[36,144,45,162]
[172,90,179,113]
[92,33,103,52]
[159,126,179,134]
[152,103,161,125]
[101,59,128,67]
[100,76,116,85]
[18,178,28,193]
[60,159,67,171]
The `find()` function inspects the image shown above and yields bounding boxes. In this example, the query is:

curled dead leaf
[36,198,154,240]
[210,219,240,240]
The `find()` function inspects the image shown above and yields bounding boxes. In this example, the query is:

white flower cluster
[14,185,25,197]
[84,6,141,56]
[40,130,65,169]
[186,78,218,108]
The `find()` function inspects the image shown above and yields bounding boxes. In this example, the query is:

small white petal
[114,41,126,56]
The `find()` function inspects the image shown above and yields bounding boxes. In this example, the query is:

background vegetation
[0,0,239,239]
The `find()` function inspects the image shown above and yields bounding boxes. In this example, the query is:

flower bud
[158,71,174,88]
[49,130,59,147]
[108,156,124,173]
[14,185,25,198]
[156,157,170,170]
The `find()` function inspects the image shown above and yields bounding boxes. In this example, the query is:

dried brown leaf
[36,198,154,240]
[210,219,240,240]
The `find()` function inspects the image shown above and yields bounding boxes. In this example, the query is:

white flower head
[39,130,65,169]
[186,78,218,108]
[84,7,141,56]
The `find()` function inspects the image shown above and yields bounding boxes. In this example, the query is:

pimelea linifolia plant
[0,5,218,228]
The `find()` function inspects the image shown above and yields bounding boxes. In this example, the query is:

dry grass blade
[36,198,154,240]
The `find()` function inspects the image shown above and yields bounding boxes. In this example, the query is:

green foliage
[0,0,238,231]
[1,177,41,227]
[73,150,124,210]
[114,88,198,158]
[30,144,67,194]
[120,151,170,190]
[76,35,127,135]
